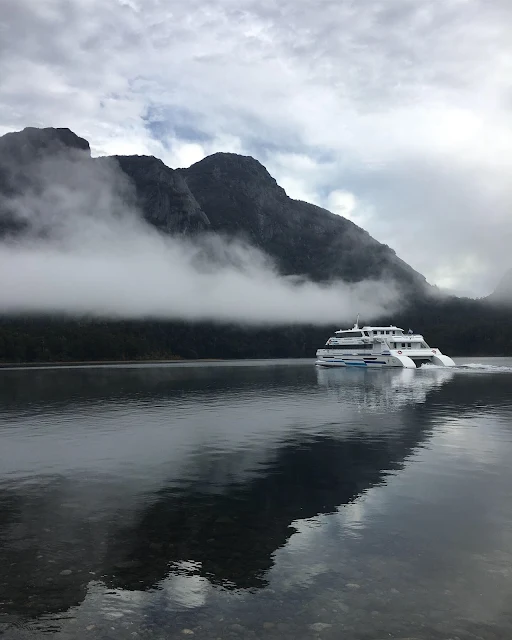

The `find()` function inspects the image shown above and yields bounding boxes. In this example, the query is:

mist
[0,151,400,325]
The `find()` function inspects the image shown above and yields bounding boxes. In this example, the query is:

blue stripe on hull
[316,359,389,366]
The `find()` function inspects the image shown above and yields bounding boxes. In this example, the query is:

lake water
[1,358,512,639]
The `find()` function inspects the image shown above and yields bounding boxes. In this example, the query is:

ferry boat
[315,319,455,368]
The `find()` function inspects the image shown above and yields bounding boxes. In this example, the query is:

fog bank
[0,153,400,325]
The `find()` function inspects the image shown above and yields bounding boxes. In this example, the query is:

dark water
[1,359,512,639]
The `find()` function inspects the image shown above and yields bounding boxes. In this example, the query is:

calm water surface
[1,358,512,639]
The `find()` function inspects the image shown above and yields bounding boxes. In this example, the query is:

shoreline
[0,358,232,369]
[0,357,316,369]
[0,355,508,370]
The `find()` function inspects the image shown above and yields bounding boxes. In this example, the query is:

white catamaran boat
[316,319,455,369]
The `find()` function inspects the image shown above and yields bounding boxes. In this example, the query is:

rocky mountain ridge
[0,126,427,292]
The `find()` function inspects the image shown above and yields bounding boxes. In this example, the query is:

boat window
[323,343,372,350]
[341,331,363,337]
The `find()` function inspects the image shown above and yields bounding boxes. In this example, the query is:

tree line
[0,297,510,363]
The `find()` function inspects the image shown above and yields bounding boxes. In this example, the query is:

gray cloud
[1,0,511,294]
[0,152,398,323]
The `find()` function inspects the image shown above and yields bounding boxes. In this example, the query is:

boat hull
[315,352,455,368]
[316,357,406,368]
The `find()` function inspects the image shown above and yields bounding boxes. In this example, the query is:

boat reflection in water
[316,365,456,411]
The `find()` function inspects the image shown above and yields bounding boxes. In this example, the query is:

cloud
[325,190,362,224]
[1,0,512,295]
[0,152,398,323]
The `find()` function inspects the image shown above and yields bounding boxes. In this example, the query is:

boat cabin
[326,325,430,350]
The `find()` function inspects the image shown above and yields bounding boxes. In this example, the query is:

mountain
[110,155,210,234]
[0,126,511,361]
[0,126,90,199]
[115,149,428,288]
[0,126,91,236]
[0,126,90,163]
[0,126,427,292]
[178,152,427,287]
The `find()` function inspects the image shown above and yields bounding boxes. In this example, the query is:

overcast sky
[1,0,511,296]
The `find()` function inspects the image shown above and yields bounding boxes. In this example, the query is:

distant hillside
[487,268,512,306]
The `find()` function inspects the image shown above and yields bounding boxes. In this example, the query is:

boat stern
[390,349,455,368]
[430,353,456,367]
[389,353,416,368]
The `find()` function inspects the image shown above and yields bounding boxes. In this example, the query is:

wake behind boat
[316,319,455,368]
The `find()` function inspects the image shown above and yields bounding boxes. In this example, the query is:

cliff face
[0,126,90,198]
[179,152,427,288]
[111,155,210,234]
[0,127,91,236]
[0,127,90,166]
[0,126,427,292]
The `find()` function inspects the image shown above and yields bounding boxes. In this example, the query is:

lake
[1,358,512,639]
